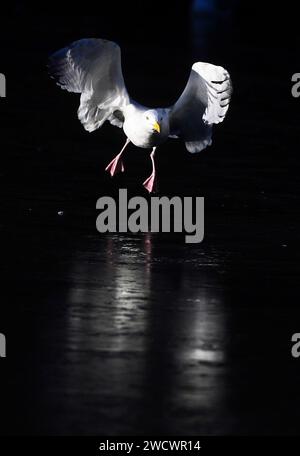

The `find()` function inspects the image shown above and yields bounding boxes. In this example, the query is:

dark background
[0,0,300,435]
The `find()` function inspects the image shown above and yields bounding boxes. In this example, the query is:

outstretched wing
[48,38,130,132]
[168,62,232,153]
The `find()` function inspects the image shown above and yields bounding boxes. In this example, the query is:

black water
[1,4,300,435]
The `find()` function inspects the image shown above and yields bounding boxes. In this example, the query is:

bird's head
[143,110,162,134]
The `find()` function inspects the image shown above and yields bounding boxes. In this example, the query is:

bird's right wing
[48,38,130,132]
[168,62,232,153]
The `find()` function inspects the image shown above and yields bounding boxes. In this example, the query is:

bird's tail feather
[185,129,212,153]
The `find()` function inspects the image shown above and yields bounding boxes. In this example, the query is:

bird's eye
[146,116,149,120]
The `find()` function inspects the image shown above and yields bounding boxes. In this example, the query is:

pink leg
[105,138,130,176]
[143,147,157,193]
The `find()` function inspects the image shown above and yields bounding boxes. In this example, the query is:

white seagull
[48,38,232,193]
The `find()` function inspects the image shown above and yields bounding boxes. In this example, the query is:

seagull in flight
[48,38,232,193]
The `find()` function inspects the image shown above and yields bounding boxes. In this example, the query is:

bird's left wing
[168,62,232,153]
[48,38,130,132]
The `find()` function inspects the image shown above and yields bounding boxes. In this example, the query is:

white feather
[168,61,232,153]
[48,38,129,132]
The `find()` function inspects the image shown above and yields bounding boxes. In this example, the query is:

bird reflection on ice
[64,233,228,434]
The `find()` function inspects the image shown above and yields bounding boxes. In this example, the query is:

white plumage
[49,38,232,192]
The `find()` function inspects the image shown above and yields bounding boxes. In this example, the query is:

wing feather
[168,62,232,153]
[48,38,130,132]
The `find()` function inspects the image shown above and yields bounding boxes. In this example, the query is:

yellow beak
[153,121,161,133]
